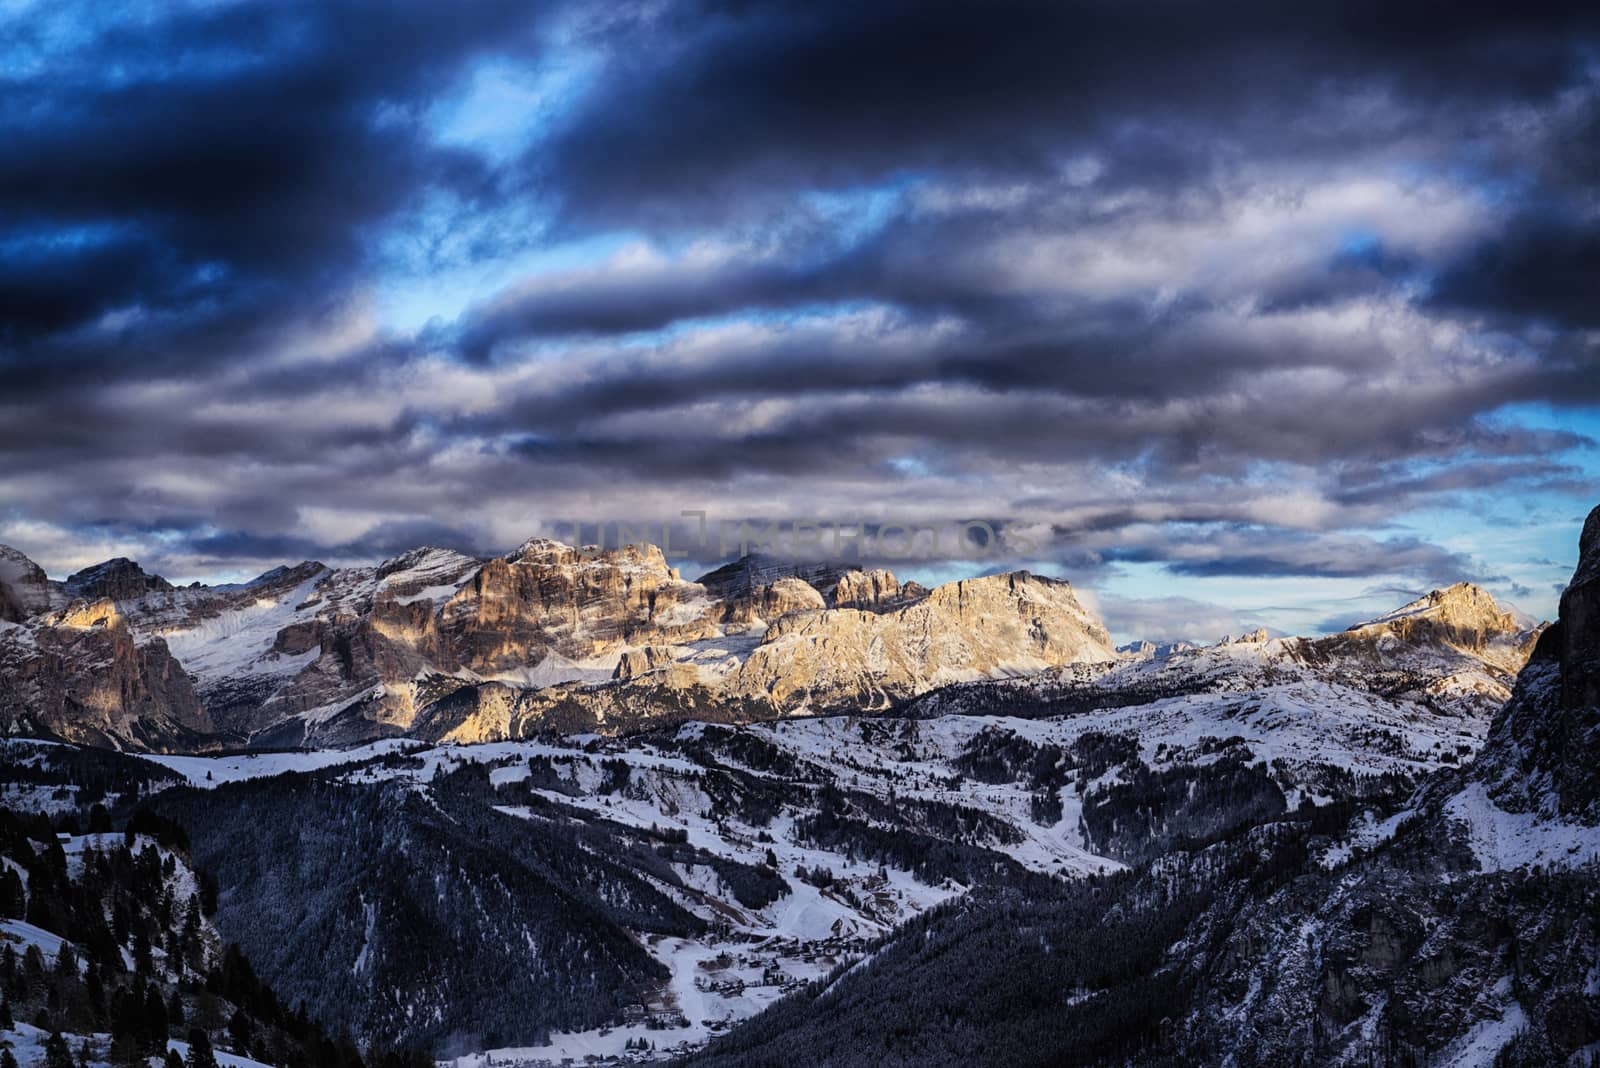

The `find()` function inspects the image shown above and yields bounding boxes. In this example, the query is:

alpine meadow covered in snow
[3,2,1600,1067]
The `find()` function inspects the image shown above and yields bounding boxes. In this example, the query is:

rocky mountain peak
[1475,503,1600,822]
[1118,638,1193,658]
[1429,580,1518,620]
[0,542,46,579]
[244,560,328,591]
[370,548,481,604]
[1344,580,1533,661]
[697,555,930,623]
[1359,580,1515,628]
[374,546,472,580]
[726,567,1115,711]
[923,570,1096,620]
[746,575,827,620]
[63,556,175,602]
[1574,504,1600,586]
[503,538,672,575]
[503,537,574,565]
[832,568,925,611]
[1560,502,1600,711]
[0,543,58,622]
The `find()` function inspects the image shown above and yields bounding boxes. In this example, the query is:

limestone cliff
[0,597,210,746]
[0,533,1542,753]
[1340,581,1538,670]
[726,571,1114,710]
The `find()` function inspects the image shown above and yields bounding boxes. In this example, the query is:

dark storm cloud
[189,519,490,565]
[537,0,1598,227]
[1101,528,1484,585]
[452,253,842,362]
[1329,458,1596,508]
[1431,212,1600,330]
[0,0,542,380]
[2,0,1597,618]
[444,329,1568,486]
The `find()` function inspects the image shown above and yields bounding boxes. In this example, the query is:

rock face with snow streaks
[1474,503,1600,823]
[0,544,63,622]
[678,510,1600,1068]
[0,526,1556,755]
[0,596,209,746]
[728,571,1114,710]
[0,538,1121,748]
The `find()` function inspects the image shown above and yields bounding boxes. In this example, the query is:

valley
[1,516,1595,1067]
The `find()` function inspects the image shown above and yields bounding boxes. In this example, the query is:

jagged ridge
[0,539,1113,750]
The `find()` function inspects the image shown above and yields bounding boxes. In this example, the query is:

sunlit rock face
[442,540,721,670]
[715,576,827,627]
[1276,582,1545,724]
[727,570,1115,711]
[0,532,1551,752]
[831,568,927,611]
[1341,581,1538,667]
[0,595,210,747]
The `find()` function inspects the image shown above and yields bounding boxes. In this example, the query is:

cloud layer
[2,0,1597,637]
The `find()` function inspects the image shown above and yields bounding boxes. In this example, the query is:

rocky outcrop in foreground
[1152,507,1600,1065]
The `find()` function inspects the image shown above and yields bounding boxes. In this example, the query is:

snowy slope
[129,663,1525,1067]
[157,568,329,679]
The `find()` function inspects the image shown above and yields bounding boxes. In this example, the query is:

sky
[1,0,1597,644]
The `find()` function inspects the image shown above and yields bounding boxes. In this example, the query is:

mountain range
[0,506,1594,1066]
[0,539,1541,756]
[682,503,1600,1068]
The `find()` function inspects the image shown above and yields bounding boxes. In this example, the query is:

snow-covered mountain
[2,661,1486,1064]
[920,580,1541,729]
[0,555,1541,1062]
[0,541,1117,749]
[0,533,1544,755]
[678,503,1600,1068]
[0,507,1591,1065]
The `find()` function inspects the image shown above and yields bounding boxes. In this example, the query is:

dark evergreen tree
[83,962,105,1024]
[21,945,45,998]
[0,869,23,918]
[44,1032,74,1068]
[142,981,169,1053]
[186,1028,218,1068]
[227,1007,253,1055]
